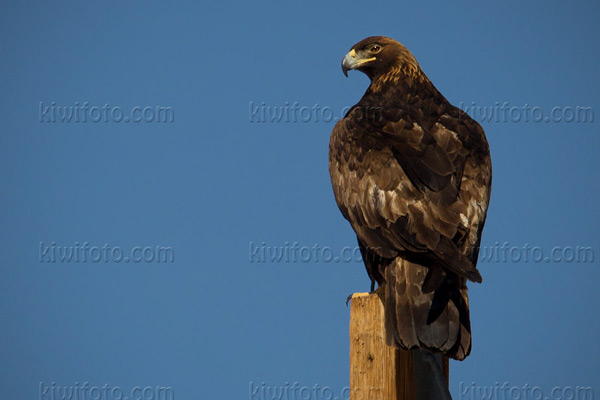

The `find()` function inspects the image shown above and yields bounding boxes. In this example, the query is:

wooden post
[349,292,450,400]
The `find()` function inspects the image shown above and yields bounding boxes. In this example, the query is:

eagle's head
[341,36,420,81]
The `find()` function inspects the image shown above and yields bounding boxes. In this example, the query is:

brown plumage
[329,36,492,360]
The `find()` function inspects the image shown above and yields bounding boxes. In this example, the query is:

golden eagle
[329,36,492,361]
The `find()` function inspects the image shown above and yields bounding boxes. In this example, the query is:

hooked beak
[341,49,376,77]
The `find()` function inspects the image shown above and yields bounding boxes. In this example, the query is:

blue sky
[1,0,599,399]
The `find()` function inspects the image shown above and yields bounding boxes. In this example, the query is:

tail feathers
[384,258,472,361]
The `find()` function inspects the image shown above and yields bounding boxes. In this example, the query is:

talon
[346,294,353,306]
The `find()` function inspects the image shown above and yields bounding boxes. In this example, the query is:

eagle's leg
[346,238,388,305]
[357,237,387,291]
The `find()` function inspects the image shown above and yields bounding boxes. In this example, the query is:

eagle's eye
[367,44,382,54]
